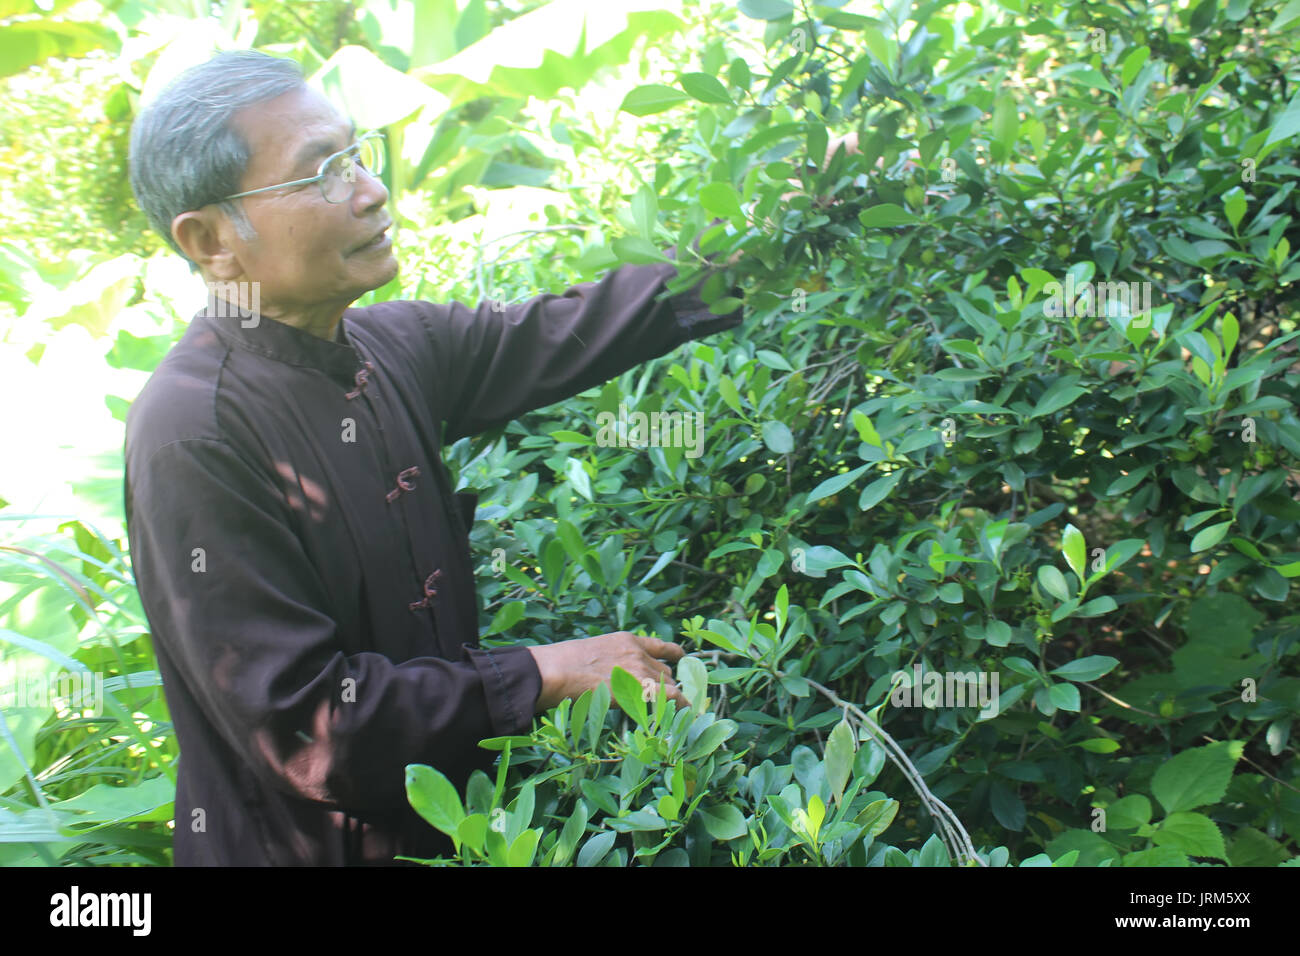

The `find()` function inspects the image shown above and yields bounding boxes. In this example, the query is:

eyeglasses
[216,130,386,206]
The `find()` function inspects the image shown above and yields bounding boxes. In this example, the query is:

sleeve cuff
[661,217,744,339]
[462,643,541,737]
[666,272,744,339]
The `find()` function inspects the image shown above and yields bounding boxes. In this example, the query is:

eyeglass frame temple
[215,130,385,204]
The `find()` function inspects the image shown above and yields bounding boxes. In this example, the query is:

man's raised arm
[416,254,742,445]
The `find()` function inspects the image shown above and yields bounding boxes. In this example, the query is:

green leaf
[699,182,745,222]
[318,45,446,129]
[679,72,732,104]
[1252,567,1289,602]
[1273,0,1300,31]
[507,828,541,867]
[1229,827,1289,867]
[1123,846,1188,867]
[1189,0,1218,30]
[1120,46,1150,88]
[1077,737,1120,753]
[1263,91,1300,155]
[989,783,1026,831]
[738,0,794,19]
[917,833,950,867]
[762,421,794,454]
[824,718,855,805]
[851,410,883,447]
[1048,683,1081,712]
[619,84,690,116]
[635,549,677,588]
[859,203,920,227]
[631,183,658,238]
[858,471,905,512]
[687,719,737,760]
[1062,65,1114,94]
[1151,741,1244,814]
[586,682,611,749]
[991,94,1017,162]
[854,798,898,837]
[985,620,1012,647]
[696,804,748,840]
[1234,471,1281,514]
[1190,520,1232,552]
[1107,795,1152,830]
[612,235,671,264]
[1062,524,1086,582]
[1075,595,1117,617]
[1222,313,1239,357]
[576,830,617,867]
[457,814,488,854]
[1020,267,1056,298]
[806,464,871,506]
[861,26,894,69]
[677,655,709,714]
[43,775,173,824]
[609,666,649,730]
[717,374,743,413]
[1030,379,1087,418]
[1152,811,1227,861]
[405,764,466,840]
[756,547,784,578]
[1101,538,1145,574]
[728,57,752,90]
[1223,187,1247,231]
[797,545,856,576]
[549,429,593,445]
[0,20,119,79]
[1037,565,1070,602]
[555,519,587,564]
[756,349,793,372]
[485,600,525,636]
[1003,657,1041,679]
[1050,655,1119,682]
[1107,465,1154,495]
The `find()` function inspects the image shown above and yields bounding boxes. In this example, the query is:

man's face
[219,85,398,313]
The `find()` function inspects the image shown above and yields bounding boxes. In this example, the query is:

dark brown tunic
[124,260,741,865]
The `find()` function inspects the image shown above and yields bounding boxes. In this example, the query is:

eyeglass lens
[322,138,384,203]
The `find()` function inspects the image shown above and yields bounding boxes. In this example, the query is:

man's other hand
[528,631,689,713]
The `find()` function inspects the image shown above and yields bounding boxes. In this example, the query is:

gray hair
[128,50,306,270]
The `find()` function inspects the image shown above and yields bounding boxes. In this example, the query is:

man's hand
[528,631,689,713]
[822,131,860,173]
[780,130,863,201]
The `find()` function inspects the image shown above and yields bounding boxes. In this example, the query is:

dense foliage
[2,0,1298,867]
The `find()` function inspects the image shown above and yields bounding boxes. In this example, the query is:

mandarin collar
[198,302,367,388]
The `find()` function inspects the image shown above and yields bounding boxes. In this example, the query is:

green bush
[415,0,1300,866]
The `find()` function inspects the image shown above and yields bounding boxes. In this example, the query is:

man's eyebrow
[291,121,358,171]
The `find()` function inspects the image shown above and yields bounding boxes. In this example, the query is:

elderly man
[125,49,742,865]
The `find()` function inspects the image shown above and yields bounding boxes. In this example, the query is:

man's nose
[351,164,388,211]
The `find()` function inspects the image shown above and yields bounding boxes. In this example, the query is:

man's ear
[172,209,243,280]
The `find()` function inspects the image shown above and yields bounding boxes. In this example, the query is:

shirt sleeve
[126,436,538,813]
[421,259,743,443]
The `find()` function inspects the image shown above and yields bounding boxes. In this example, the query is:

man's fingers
[636,635,684,663]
